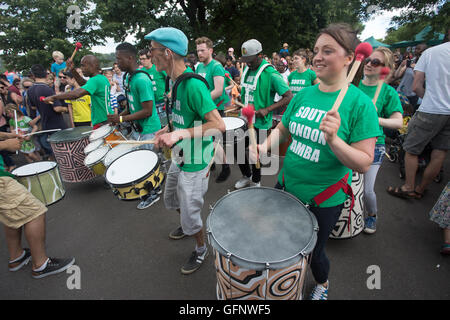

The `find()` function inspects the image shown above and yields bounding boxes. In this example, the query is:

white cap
[240,39,262,61]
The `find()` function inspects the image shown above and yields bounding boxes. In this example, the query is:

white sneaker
[310,281,329,300]
[250,181,261,187]
[234,176,252,189]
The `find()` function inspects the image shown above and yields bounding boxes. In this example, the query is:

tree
[0,0,102,72]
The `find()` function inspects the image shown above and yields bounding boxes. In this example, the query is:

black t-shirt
[27,83,67,130]
[225,66,240,79]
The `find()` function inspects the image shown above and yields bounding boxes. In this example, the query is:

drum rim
[84,139,105,154]
[48,126,92,143]
[105,149,161,187]
[103,144,136,167]
[207,186,319,270]
[84,146,110,167]
[11,161,58,177]
[89,125,114,141]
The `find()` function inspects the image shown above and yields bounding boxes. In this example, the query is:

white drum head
[106,149,158,185]
[89,125,113,141]
[84,139,104,154]
[12,161,57,176]
[84,146,109,166]
[223,117,245,131]
[104,144,136,167]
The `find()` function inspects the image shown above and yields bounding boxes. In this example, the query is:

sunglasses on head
[365,58,385,67]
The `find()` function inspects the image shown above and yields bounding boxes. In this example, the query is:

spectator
[224,56,240,81]
[51,51,66,78]
[112,63,125,92]
[0,83,16,171]
[104,69,122,96]
[279,43,289,58]
[396,57,419,110]
[6,78,22,106]
[429,182,450,255]
[387,38,450,199]
[63,71,91,127]
[227,47,236,61]
[186,52,200,71]
[20,78,34,116]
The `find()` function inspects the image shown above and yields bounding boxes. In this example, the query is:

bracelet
[120,116,123,123]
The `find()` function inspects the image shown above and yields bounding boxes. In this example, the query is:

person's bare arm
[412,70,425,98]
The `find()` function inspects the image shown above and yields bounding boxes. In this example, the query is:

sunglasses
[23,86,31,89]
[365,58,385,67]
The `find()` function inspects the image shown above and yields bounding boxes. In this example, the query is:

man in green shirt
[44,55,113,129]
[107,42,162,210]
[138,48,168,126]
[146,27,225,275]
[235,39,293,189]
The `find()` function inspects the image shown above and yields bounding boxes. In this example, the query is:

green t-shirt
[0,155,15,178]
[279,84,381,207]
[241,60,290,129]
[124,72,161,135]
[139,65,167,103]
[195,59,230,110]
[288,69,317,96]
[81,74,113,125]
[172,68,217,172]
[358,81,403,145]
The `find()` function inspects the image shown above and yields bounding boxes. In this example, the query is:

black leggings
[274,182,343,284]
[237,128,266,183]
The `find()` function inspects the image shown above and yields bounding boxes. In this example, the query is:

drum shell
[330,171,365,239]
[12,161,65,206]
[48,126,96,183]
[84,146,109,176]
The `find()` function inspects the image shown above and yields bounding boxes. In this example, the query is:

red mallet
[225,73,239,87]
[40,96,54,105]
[64,42,82,71]
[372,67,391,108]
[242,104,260,169]
[331,42,373,112]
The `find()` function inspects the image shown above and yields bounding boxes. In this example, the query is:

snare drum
[330,172,365,239]
[48,126,96,183]
[207,187,318,300]
[84,146,110,176]
[105,149,165,200]
[103,143,136,168]
[12,161,65,206]
[222,117,247,147]
[84,139,104,155]
[89,124,125,147]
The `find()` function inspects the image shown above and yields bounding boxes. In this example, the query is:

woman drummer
[250,23,381,300]
[358,47,403,234]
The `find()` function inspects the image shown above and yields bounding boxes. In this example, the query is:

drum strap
[282,171,355,231]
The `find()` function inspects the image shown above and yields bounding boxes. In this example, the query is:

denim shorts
[131,131,155,151]
[373,144,385,165]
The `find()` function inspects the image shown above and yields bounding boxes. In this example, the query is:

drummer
[0,131,75,279]
[249,23,381,300]
[146,27,225,275]
[195,36,231,182]
[234,39,292,189]
[44,55,113,129]
[107,42,162,210]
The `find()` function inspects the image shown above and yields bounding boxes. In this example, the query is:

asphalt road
[0,153,449,300]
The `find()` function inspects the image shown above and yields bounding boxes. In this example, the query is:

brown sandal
[386,186,419,199]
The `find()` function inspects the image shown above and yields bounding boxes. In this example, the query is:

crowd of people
[0,23,448,299]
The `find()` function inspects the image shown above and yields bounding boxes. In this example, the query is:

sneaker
[364,215,377,234]
[169,226,186,240]
[181,248,209,275]
[32,257,75,279]
[137,194,160,210]
[310,282,329,300]
[215,165,231,183]
[250,181,261,187]
[9,248,31,272]
[234,176,252,189]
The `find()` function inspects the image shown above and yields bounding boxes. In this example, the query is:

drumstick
[23,129,62,137]
[241,104,260,169]
[107,140,154,145]
[225,73,239,87]
[331,42,373,112]
[64,42,82,72]
[224,100,245,114]
[14,110,18,154]
[206,142,220,177]
[40,96,54,105]
[372,67,391,109]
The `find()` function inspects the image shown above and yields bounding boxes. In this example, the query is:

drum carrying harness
[240,63,275,106]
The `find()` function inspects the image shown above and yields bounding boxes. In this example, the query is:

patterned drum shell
[330,171,365,239]
[48,126,96,183]
[12,161,65,206]
[207,187,319,300]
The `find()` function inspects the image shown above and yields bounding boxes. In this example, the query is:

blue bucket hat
[144,27,188,57]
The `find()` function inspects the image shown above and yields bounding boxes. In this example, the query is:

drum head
[223,117,245,131]
[48,126,92,143]
[84,139,104,154]
[104,144,136,167]
[105,149,159,186]
[12,161,57,176]
[207,187,318,270]
[89,125,113,141]
[84,146,109,166]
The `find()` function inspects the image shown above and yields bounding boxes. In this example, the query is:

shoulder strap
[241,63,275,105]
